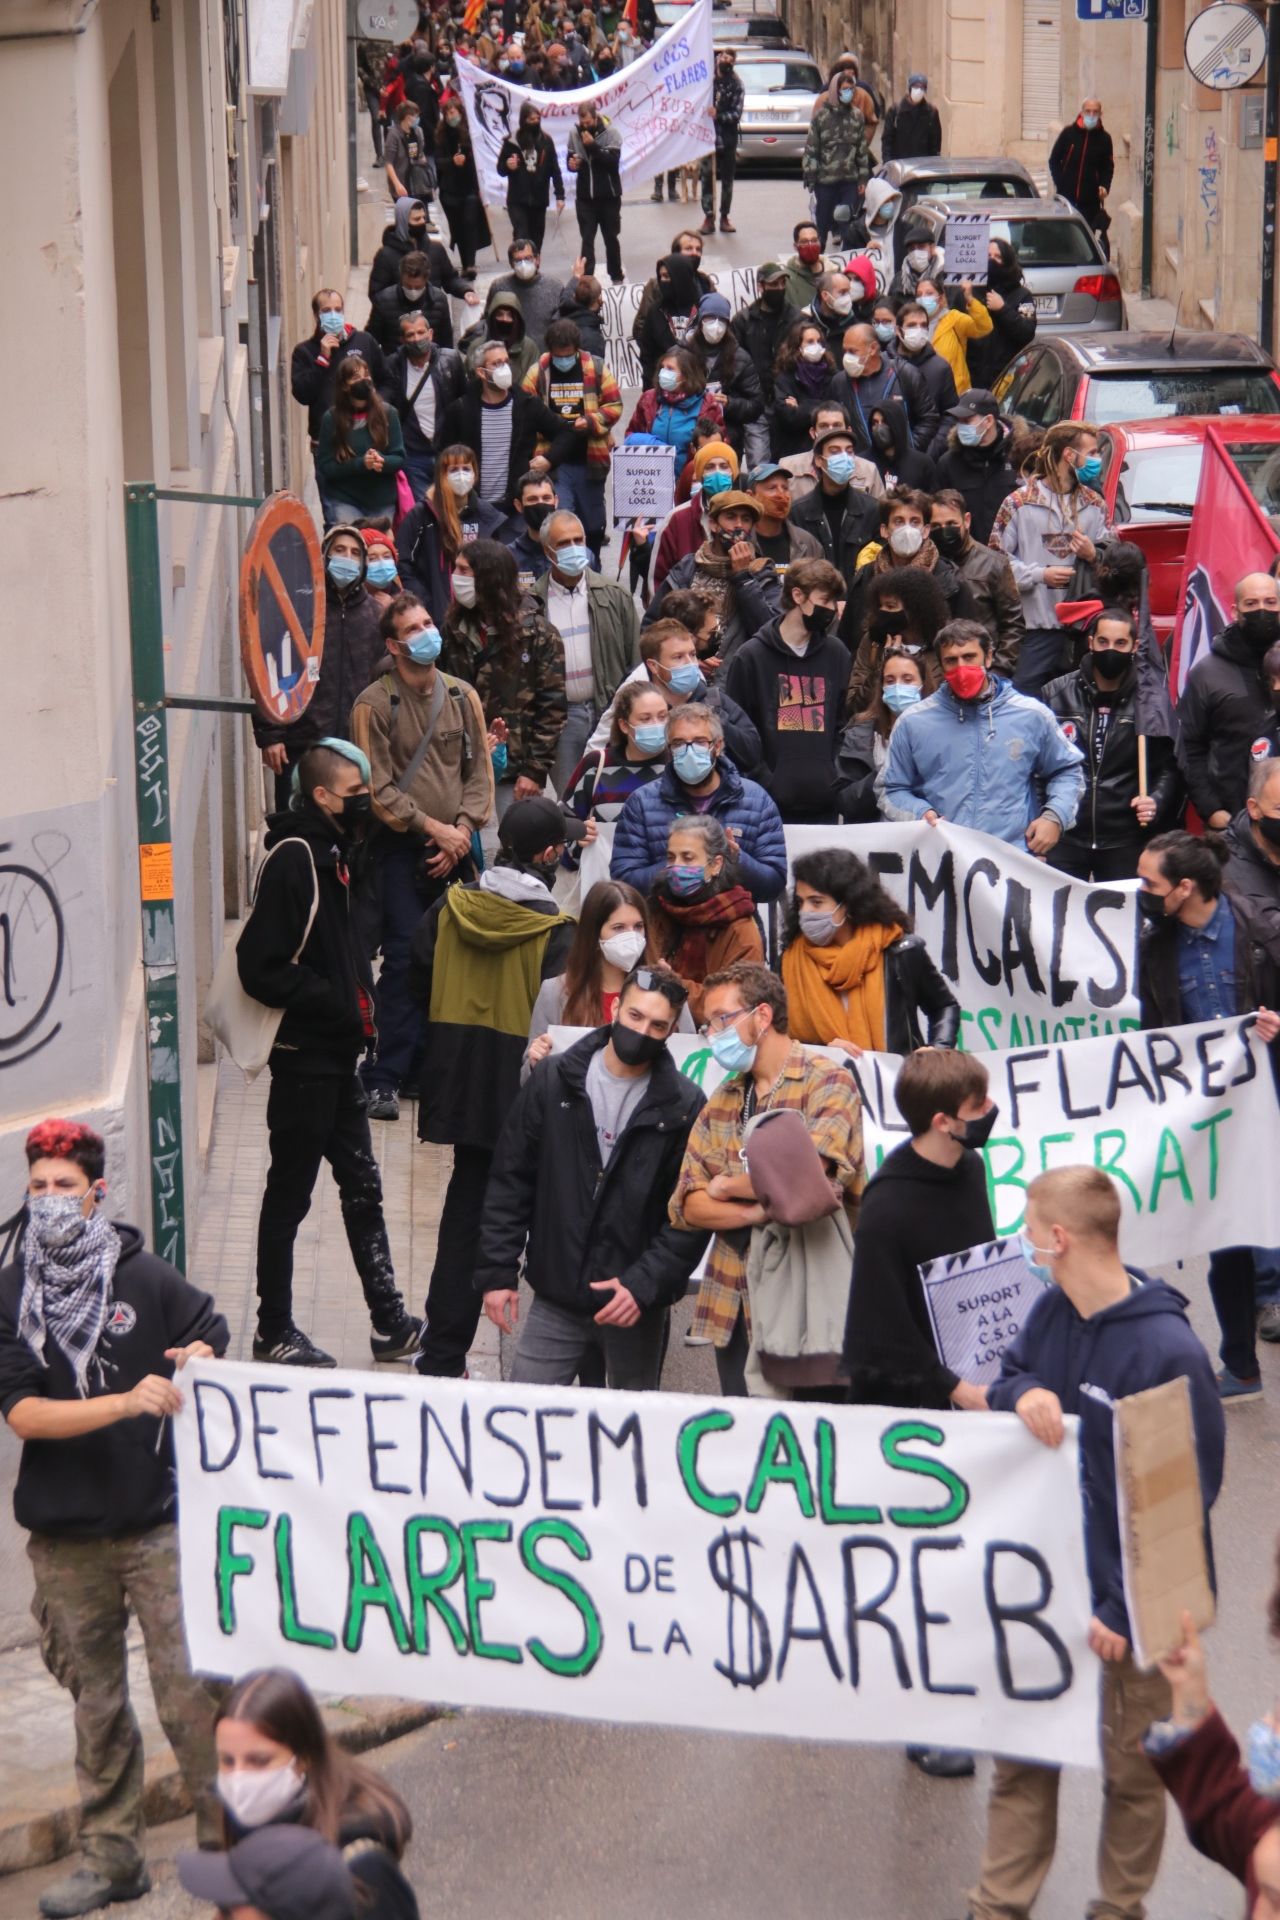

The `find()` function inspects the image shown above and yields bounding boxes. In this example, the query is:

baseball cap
[497,795,588,860]
[757,260,786,281]
[706,489,762,518]
[746,462,789,486]
[177,1827,355,1920]
[948,389,1000,420]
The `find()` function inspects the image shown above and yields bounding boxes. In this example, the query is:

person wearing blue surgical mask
[535,507,637,793]
[836,648,928,822]
[360,530,401,607]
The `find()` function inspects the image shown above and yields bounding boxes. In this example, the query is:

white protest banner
[578,818,1140,1050]
[945,212,992,282]
[921,1238,1049,1388]
[455,1,714,208]
[612,444,678,521]
[549,1015,1279,1266]
[177,1361,1096,1766]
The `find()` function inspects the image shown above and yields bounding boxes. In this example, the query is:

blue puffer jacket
[609,756,788,902]
[882,675,1085,844]
[989,1274,1224,1640]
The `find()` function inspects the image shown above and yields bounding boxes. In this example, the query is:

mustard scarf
[781,923,902,1051]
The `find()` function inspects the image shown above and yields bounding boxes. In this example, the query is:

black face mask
[953,1104,998,1149]
[1090,647,1133,681]
[409,222,428,240]
[760,287,786,310]
[869,611,906,643]
[871,422,896,452]
[523,501,552,532]
[930,524,965,558]
[611,1022,667,1067]
[1137,889,1173,924]
[1256,813,1280,848]
[1239,608,1280,651]
[336,791,373,830]
[349,379,373,403]
[802,603,835,636]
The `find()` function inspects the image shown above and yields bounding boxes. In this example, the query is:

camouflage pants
[28,1523,223,1875]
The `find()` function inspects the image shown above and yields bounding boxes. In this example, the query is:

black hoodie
[931,418,1020,543]
[638,254,704,387]
[843,1140,995,1407]
[1179,621,1277,822]
[0,1225,228,1538]
[724,614,852,822]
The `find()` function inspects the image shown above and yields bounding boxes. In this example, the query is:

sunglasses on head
[629,967,688,1002]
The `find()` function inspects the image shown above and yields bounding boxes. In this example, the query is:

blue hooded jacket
[609,755,788,902]
[989,1273,1225,1640]
[882,674,1085,844]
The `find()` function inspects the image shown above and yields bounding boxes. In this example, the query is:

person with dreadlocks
[0,1119,228,1920]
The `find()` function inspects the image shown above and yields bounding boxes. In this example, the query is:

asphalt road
[6,171,1279,1920]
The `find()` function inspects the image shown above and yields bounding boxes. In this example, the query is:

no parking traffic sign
[238,493,325,726]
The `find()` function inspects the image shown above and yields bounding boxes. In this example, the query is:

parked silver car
[734,51,824,163]
[916,193,1127,334]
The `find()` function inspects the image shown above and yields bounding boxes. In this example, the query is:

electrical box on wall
[1240,96,1264,149]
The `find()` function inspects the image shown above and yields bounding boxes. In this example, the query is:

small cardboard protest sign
[1115,1377,1215,1670]
[611,445,678,522]
[920,1238,1049,1387]
[944,212,992,283]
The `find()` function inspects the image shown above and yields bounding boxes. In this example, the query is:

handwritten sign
[612,444,679,522]
[944,213,992,282]
[920,1238,1049,1387]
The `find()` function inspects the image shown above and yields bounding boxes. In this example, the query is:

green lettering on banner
[1148,1127,1193,1209]
[405,1515,468,1655]
[745,1414,816,1519]
[982,1136,1027,1235]
[676,1409,740,1516]
[1038,1130,1075,1172]
[816,1418,883,1525]
[1093,1130,1142,1210]
[344,1513,411,1653]
[460,1520,522,1664]
[882,1421,970,1528]
[216,1506,269,1636]
[1190,1106,1232,1201]
[678,1045,715,1087]
[274,1514,337,1649]
[520,1517,603,1677]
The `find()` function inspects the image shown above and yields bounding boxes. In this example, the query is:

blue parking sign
[1076,0,1147,17]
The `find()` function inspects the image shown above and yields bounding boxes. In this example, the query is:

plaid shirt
[670,1044,865,1348]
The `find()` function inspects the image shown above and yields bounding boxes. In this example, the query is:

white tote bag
[205,840,319,1080]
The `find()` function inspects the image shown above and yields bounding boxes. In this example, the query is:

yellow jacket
[929,298,993,396]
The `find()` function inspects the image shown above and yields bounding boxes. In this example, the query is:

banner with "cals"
[177,1363,1097,1767]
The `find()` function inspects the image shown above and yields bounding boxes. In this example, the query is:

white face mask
[701,319,727,344]
[447,467,475,497]
[800,341,826,363]
[901,325,929,352]
[216,1763,306,1831]
[906,247,931,271]
[599,929,647,971]
[488,362,513,391]
[889,523,924,557]
[909,86,925,103]
[513,259,537,280]
[452,571,477,606]
[842,352,865,378]
[828,293,853,317]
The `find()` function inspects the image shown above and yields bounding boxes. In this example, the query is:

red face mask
[798,241,822,265]
[944,662,987,701]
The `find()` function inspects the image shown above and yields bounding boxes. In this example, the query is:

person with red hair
[0,1120,229,1919]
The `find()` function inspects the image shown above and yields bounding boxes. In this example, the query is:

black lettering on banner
[984,1542,1073,1700]
[777,1543,843,1682]
[536,1407,583,1512]
[848,1055,910,1135]
[588,1408,648,1509]
[195,1378,242,1472]
[840,1536,911,1689]
[961,858,1001,987]
[1083,889,1131,1009]
[1145,1030,1193,1102]
[419,1398,474,1498]
[482,1405,531,1507]
[1230,1014,1260,1087]
[708,1526,772,1689]
[911,1538,976,1696]
[1049,884,1080,1009]
[1193,1025,1230,1099]
[249,1383,293,1481]
[309,1388,354,1484]
[1004,1049,1050,1130]
[1000,882,1045,999]
[1056,1047,1101,1121]
[1105,1036,1157,1108]
[365,1394,411,1496]
[909,848,959,980]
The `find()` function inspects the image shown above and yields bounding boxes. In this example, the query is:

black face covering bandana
[611,1022,667,1067]
[1239,608,1280,652]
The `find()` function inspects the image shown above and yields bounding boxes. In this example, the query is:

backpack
[205,839,319,1080]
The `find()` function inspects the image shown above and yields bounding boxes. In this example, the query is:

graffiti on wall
[0,803,107,1100]
[1199,125,1221,251]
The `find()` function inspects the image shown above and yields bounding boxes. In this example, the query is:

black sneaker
[907,1744,976,1778]
[370,1314,424,1362]
[39,1866,152,1918]
[252,1326,337,1368]
[365,1087,400,1121]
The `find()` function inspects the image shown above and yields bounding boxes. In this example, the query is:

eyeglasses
[629,967,688,1002]
[698,1004,755,1037]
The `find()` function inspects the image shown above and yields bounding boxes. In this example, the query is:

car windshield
[712,16,784,36]
[920,176,1028,200]
[997,219,1099,265]
[1109,445,1203,521]
[738,58,822,91]
[1087,369,1280,423]
[1225,441,1280,516]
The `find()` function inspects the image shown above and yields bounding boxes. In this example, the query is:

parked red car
[1098,414,1280,642]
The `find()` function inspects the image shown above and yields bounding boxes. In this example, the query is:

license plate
[1034,294,1060,314]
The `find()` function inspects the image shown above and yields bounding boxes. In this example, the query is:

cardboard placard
[611,444,678,522]
[920,1237,1050,1387]
[1115,1377,1215,1669]
[944,213,991,283]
